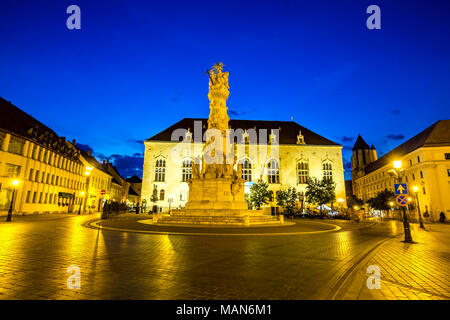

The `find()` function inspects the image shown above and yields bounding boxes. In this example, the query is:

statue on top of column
[207,62,230,133]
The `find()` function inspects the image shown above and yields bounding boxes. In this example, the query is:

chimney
[87,150,91,156]
[72,139,76,145]
[102,160,105,165]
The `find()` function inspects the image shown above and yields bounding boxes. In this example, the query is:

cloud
[75,143,93,153]
[128,139,144,145]
[229,109,246,116]
[391,109,400,115]
[105,153,144,179]
[385,134,405,141]
[339,136,354,143]
[343,160,352,171]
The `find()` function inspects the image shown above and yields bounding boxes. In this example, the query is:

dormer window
[241,130,249,144]
[297,130,305,144]
[184,128,192,142]
[269,130,278,145]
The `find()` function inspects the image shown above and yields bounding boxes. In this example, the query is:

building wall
[141,140,346,213]
[0,131,86,216]
[353,146,450,221]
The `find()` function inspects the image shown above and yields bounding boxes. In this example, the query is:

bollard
[279,214,284,224]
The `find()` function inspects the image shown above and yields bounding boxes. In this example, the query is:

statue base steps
[156,214,282,226]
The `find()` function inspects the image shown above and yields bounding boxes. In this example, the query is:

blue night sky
[1,0,449,179]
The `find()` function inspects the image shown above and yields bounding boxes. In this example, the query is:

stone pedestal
[181,177,249,216]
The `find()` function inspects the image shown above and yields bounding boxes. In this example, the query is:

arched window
[159,189,165,201]
[240,158,252,181]
[267,159,279,184]
[323,162,333,182]
[297,161,309,184]
[182,159,192,182]
[154,159,166,182]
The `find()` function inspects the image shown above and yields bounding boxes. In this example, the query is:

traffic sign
[101,189,106,195]
[396,195,408,206]
[394,183,408,195]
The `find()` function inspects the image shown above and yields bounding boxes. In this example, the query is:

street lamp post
[84,166,92,214]
[6,179,20,222]
[168,195,173,215]
[412,186,425,229]
[78,191,85,215]
[389,160,413,243]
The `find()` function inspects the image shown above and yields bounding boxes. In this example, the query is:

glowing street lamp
[412,185,425,229]
[389,160,413,242]
[6,179,20,222]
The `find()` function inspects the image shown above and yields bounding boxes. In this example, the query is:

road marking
[85,220,341,236]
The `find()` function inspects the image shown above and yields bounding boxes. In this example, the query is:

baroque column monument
[156,63,282,226]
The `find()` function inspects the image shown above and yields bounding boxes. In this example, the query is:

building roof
[128,186,139,196]
[365,120,450,174]
[0,97,81,162]
[78,149,110,174]
[146,118,340,146]
[126,175,142,183]
[352,134,371,151]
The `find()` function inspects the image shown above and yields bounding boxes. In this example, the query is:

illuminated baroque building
[0,97,130,216]
[351,120,450,222]
[141,119,346,214]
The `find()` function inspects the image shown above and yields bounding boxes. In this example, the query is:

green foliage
[305,177,336,213]
[347,195,364,209]
[367,189,395,211]
[249,180,271,210]
[276,187,300,215]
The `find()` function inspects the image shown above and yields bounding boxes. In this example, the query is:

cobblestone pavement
[338,224,450,300]
[0,214,447,300]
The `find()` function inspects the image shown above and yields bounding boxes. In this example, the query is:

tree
[367,189,395,217]
[305,177,336,214]
[347,195,364,209]
[276,187,300,215]
[249,180,271,210]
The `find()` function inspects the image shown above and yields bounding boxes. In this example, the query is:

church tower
[351,135,377,194]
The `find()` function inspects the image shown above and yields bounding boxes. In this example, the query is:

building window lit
[323,162,333,182]
[297,161,309,184]
[267,159,279,184]
[240,158,252,181]
[160,189,165,201]
[7,136,25,155]
[5,163,21,177]
[181,159,192,182]
[154,159,166,182]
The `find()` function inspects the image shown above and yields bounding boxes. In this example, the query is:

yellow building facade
[142,118,346,213]
[351,120,450,222]
[0,98,87,215]
[1,97,131,216]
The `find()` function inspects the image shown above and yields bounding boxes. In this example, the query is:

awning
[58,192,75,199]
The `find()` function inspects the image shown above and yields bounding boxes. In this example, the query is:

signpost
[394,183,408,195]
[101,190,106,195]
[396,195,409,207]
